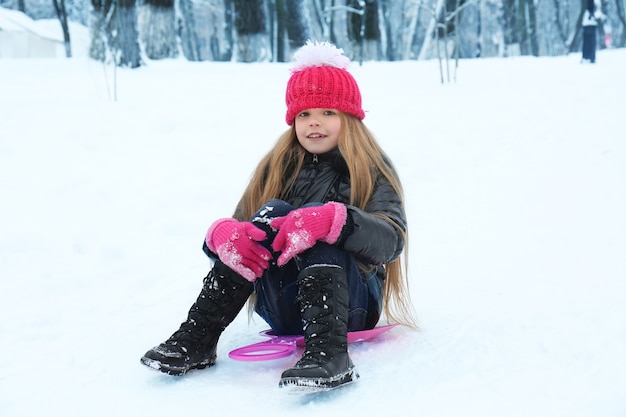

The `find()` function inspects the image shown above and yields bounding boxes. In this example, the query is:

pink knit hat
[285,41,365,125]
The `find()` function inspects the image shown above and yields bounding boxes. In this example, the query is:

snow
[0,6,91,58]
[1,47,625,417]
[0,7,62,41]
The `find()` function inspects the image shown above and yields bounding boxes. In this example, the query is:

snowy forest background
[2,0,626,67]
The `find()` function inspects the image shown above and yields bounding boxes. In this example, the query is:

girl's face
[294,108,341,155]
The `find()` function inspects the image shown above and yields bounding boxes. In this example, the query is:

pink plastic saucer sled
[228,324,398,362]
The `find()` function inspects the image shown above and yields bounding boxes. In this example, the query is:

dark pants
[249,199,383,335]
[582,25,597,63]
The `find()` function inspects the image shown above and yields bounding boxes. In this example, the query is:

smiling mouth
[308,133,326,139]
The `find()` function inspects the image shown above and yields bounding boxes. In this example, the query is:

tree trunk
[283,0,309,55]
[418,0,445,60]
[53,0,72,57]
[89,0,142,67]
[114,0,142,68]
[89,0,114,62]
[526,0,540,56]
[552,0,570,47]
[615,0,626,46]
[178,0,200,61]
[233,0,270,62]
[569,0,588,52]
[399,0,420,60]
[223,0,234,61]
[139,0,177,60]
[272,0,282,62]
[516,0,529,54]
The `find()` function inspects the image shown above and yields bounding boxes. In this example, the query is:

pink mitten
[270,202,347,266]
[205,218,271,282]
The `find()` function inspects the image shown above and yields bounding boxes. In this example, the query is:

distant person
[582,0,602,63]
[140,41,416,391]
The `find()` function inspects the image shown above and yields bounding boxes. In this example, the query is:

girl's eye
[324,110,336,116]
[298,112,309,117]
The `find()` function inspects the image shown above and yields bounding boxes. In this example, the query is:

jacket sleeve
[339,176,406,265]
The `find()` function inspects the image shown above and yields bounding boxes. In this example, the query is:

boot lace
[164,271,228,351]
[296,275,335,365]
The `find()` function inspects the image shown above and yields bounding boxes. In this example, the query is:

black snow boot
[279,264,358,391]
[140,261,253,375]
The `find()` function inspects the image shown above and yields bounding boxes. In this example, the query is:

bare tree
[553,0,573,46]
[499,0,539,56]
[615,0,626,46]
[178,0,201,61]
[114,0,142,67]
[525,0,540,56]
[273,0,310,62]
[505,0,539,55]
[139,0,177,59]
[77,0,626,67]
[568,0,589,53]
[284,0,310,54]
[398,0,423,60]
[233,0,271,62]
[418,0,444,60]
[178,0,229,61]
[89,0,142,68]
[53,0,72,57]
[89,0,113,62]
[321,0,356,59]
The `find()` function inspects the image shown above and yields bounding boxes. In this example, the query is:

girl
[581,0,603,64]
[141,41,416,391]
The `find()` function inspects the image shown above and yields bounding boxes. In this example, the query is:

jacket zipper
[313,154,319,163]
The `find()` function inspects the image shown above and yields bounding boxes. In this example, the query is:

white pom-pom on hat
[290,40,351,73]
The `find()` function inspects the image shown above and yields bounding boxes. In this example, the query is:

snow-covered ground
[1,45,625,416]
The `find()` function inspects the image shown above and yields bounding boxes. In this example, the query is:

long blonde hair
[236,113,417,329]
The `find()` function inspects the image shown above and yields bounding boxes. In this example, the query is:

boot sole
[140,355,216,376]
[278,367,359,393]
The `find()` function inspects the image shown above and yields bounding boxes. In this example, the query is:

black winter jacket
[205,149,407,279]
[281,149,406,271]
